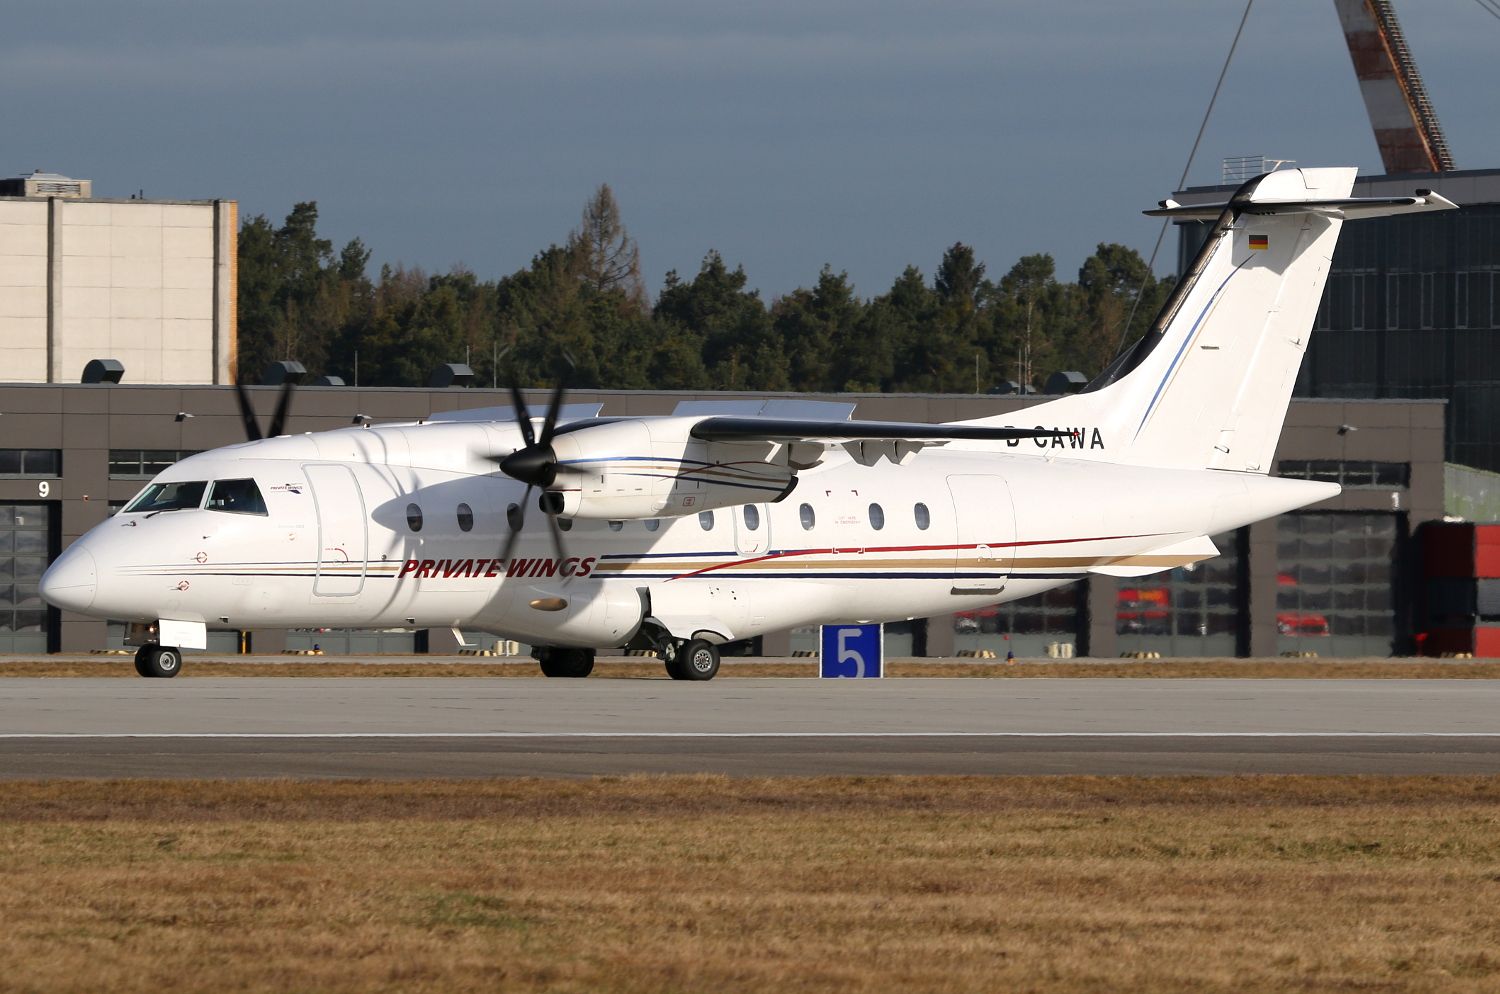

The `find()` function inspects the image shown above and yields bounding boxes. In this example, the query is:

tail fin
[971,168,1455,472]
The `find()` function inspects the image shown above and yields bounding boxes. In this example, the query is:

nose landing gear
[134,644,183,678]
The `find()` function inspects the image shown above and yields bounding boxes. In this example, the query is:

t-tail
[969,168,1456,472]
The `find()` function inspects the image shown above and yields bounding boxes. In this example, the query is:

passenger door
[304,464,368,596]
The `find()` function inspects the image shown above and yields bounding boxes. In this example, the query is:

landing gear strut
[134,644,183,679]
[535,647,595,678]
[663,638,720,681]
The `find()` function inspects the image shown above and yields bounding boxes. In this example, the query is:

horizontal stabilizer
[1146,190,1456,221]
[1091,535,1219,577]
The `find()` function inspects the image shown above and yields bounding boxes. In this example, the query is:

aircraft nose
[40,544,98,613]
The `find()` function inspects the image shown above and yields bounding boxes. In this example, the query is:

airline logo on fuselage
[398,557,598,580]
[1006,427,1106,450]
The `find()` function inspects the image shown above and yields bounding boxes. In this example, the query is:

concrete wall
[0,197,234,386]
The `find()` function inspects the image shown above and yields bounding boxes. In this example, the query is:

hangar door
[305,464,368,596]
[0,503,53,653]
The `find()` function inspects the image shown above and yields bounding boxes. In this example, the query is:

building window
[0,450,62,477]
[457,503,474,532]
[1277,460,1410,488]
[406,504,423,532]
[914,503,931,530]
[108,450,196,479]
[743,505,760,531]
[868,503,885,531]
[799,503,816,530]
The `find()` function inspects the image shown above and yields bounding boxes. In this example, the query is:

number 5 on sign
[819,624,883,678]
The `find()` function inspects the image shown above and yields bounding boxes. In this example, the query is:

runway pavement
[5,677,1500,777]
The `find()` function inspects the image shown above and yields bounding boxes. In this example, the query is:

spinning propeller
[495,367,574,584]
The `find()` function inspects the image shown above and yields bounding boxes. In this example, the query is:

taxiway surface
[5,677,1500,777]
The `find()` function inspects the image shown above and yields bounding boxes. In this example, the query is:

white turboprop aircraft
[41,168,1454,679]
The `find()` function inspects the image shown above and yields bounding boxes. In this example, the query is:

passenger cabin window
[506,503,522,532]
[914,502,931,530]
[868,503,885,530]
[644,519,661,532]
[123,480,207,514]
[743,505,760,531]
[699,510,715,531]
[456,503,474,532]
[799,503,816,530]
[406,503,424,532]
[608,520,624,532]
[206,479,268,516]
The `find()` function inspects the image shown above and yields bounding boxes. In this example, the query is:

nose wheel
[134,644,183,679]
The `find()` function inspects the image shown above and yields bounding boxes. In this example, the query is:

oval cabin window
[800,503,816,530]
[406,503,423,532]
[914,502,931,531]
[456,503,474,532]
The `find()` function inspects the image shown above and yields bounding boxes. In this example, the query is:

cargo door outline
[305,464,367,596]
[945,475,1015,595]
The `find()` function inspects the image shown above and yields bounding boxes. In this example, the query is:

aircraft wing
[689,417,1064,444]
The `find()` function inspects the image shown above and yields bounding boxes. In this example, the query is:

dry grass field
[5,658,1500,679]
[4,776,1500,993]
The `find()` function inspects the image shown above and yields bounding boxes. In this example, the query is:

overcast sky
[6,1,1498,299]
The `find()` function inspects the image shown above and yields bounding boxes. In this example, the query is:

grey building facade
[0,383,1444,658]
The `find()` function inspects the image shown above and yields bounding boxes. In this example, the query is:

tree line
[235,185,1175,393]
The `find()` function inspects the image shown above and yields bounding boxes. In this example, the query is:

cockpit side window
[207,479,269,516]
[122,480,208,514]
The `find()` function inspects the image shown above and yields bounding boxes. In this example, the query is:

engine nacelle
[547,417,796,520]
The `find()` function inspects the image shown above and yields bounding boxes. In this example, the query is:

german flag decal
[1248,234,1269,250]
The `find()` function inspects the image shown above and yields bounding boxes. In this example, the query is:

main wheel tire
[134,645,152,678]
[675,639,720,681]
[138,645,182,679]
[538,648,595,678]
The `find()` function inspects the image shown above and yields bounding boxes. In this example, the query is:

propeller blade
[543,501,570,582]
[232,381,263,441]
[497,485,532,574]
[265,381,295,438]
[538,357,573,444]
[508,384,536,448]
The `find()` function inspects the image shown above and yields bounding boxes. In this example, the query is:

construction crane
[1334,0,1454,173]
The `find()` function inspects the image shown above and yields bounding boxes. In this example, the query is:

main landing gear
[534,647,595,678]
[661,638,720,681]
[134,644,183,679]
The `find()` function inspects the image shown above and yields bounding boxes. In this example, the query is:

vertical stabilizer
[961,168,1456,472]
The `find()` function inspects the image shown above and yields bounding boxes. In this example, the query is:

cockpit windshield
[122,480,208,514]
[206,478,268,515]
